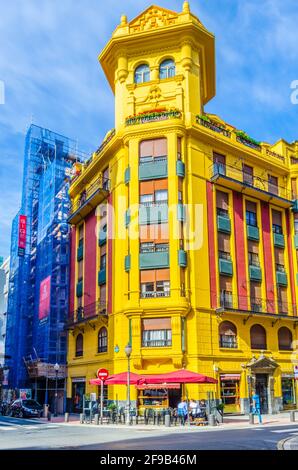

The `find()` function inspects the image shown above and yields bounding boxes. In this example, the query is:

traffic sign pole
[96,369,109,425]
[100,379,104,425]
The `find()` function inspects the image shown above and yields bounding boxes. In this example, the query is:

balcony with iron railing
[139,156,168,180]
[139,201,168,225]
[140,290,171,299]
[219,251,233,276]
[67,301,107,327]
[68,176,110,224]
[210,163,293,208]
[218,292,295,317]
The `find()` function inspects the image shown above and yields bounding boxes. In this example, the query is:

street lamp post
[54,363,60,417]
[125,343,132,426]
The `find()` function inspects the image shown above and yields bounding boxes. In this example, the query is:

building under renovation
[5,124,86,410]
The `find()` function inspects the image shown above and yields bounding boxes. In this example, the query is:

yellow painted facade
[67,3,298,414]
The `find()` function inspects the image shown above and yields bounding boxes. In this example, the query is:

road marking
[0,426,17,431]
[271,428,298,434]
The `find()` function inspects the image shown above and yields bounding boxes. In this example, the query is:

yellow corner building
[66,2,298,415]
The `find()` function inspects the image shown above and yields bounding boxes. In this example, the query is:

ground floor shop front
[67,353,298,416]
[217,355,298,414]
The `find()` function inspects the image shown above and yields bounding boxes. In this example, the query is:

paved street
[1,416,298,450]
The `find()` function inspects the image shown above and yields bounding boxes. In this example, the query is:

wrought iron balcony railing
[67,301,107,327]
[218,292,295,316]
[140,290,170,299]
[68,176,110,223]
[210,163,292,205]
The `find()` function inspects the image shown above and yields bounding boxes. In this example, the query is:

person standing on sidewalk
[177,400,188,425]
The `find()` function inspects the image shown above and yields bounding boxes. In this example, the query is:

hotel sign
[18,215,27,257]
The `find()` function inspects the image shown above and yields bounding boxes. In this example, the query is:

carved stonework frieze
[145,85,162,104]
[130,6,178,33]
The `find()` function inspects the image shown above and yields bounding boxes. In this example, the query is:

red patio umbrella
[90,371,142,386]
[140,369,217,385]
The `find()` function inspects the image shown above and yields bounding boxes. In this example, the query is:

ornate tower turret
[99,2,215,129]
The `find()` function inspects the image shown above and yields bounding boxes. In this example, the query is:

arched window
[278,327,293,351]
[134,64,150,84]
[98,327,108,353]
[219,321,237,348]
[159,59,176,79]
[75,334,83,357]
[250,324,267,350]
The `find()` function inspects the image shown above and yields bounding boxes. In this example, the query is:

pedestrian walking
[177,399,188,425]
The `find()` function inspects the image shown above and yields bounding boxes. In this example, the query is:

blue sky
[0,0,298,257]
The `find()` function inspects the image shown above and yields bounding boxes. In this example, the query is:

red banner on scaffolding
[39,276,51,320]
[18,215,27,257]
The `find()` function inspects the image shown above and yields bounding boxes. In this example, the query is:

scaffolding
[5,124,87,390]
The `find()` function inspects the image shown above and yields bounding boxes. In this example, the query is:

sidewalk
[39,413,80,424]
[41,411,298,432]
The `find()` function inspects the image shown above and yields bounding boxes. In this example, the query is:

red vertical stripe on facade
[261,202,275,313]
[107,194,113,314]
[84,210,97,308]
[69,226,76,318]
[233,192,248,310]
[286,210,297,315]
[206,182,217,308]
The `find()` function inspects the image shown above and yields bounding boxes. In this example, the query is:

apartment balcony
[276,266,288,286]
[139,157,168,181]
[219,252,233,276]
[249,264,262,282]
[139,203,168,225]
[273,232,285,248]
[67,301,107,327]
[217,214,231,234]
[125,209,130,227]
[98,268,106,286]
[140,290,170,299]
[292,200,298,213]
[177,203,186,222]
[76,280,83,298]
[98,228,107,246]
[68,177,110,224]
[77,244,84,261]
[210,164,293,208]
[218,293,295,317]
[124,167,130,184]
[125,255,131,272]
[176,160,185,178]
[140,250,169,269]
[247,224,259,241]
[178,250,187,267]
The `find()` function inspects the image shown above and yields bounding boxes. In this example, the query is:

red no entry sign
[97,368,109,381]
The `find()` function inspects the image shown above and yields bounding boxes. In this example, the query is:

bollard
[290,411,296,423]
[64,412,69,423]
[132,416,137,426]
[249,413,255,425]
[208,414,216,426]
[80,413,84,424]
[165,413,171,427]
[47,411,51,422]
[44,404,49,419]
[94,413,99,425]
